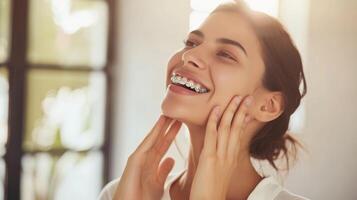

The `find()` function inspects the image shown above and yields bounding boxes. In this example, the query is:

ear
[254,91,285,122]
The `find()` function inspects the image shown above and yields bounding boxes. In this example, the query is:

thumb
[157,157,175,186]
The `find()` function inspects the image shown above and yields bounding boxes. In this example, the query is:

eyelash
[182,39,237,62]
[183,39,197,48]
[217,51,237,61]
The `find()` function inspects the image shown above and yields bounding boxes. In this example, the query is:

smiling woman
[98,1,308,200]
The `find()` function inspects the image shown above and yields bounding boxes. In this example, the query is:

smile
[170,73,210,94]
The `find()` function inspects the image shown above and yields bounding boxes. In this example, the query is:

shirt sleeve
[97,178,120,200]
[274,189,311,200]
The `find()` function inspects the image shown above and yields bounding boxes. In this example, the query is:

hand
[113,115,182,200]
[189,95,254,200]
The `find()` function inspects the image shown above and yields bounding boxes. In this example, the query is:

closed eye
[182,39,238,62]
[183,39,197,48]
[217,51,237,62]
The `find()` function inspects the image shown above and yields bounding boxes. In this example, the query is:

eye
[183,39,197,48]
[217,51,237,62]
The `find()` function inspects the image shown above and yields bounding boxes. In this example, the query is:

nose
[181,47,207,69]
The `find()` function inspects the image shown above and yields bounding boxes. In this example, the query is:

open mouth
[170,73,210,94]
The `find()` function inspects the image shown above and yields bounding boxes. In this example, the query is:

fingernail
[215,106,221,118]
[244,96,254,106]
[234,95,242,105]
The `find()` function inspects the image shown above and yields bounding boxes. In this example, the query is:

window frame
[3,0,116,199]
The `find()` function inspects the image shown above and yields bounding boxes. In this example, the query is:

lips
[172,70,211,92]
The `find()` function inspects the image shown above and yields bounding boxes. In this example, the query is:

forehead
[195,11,261,56]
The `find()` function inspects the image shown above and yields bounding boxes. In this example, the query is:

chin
[160,96,208,127]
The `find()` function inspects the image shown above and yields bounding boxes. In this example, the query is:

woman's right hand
[113,115,182,200]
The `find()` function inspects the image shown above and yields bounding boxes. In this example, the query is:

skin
[114,10,285,200]
[161,11,284,200]
[113,116,183,200]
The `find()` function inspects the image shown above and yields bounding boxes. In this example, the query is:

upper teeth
[170,73,209,93]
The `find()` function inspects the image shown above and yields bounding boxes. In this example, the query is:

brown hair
[211,1,308,171]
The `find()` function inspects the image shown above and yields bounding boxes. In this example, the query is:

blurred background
[0,0,356,199]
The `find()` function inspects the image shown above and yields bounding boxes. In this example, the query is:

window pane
[21,151,103,200]
[0,0,11,63]
[28,0,108,68]
[0,67,8,157]
[24,69,106,151]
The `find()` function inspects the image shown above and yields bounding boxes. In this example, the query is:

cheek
[214,69,248,93]
[210,68,252,105]
[165,51,183,86]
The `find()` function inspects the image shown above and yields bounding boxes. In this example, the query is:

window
[1,0,116,199]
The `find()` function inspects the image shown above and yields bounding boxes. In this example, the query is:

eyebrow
[189,30,248,56]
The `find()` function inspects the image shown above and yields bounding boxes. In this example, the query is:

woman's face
[161,11,266,127]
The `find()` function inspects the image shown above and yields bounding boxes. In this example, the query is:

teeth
[185,80,194,88]
[171,73,209,93]
[181,77,187,85]
[194,84,201,93]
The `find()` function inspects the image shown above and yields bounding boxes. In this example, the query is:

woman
[98,1,308,200]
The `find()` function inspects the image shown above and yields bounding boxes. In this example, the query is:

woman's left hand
[189,95,253,200]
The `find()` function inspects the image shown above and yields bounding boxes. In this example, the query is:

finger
[151,119,176,151]
[152,120,182,166]
[157,157,175,186]
[136,115,173,152]
[202,105,221,156]
[228,95,254,157]
[217,96,242,158]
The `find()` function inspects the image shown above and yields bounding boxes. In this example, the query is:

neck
[173,123,263,200]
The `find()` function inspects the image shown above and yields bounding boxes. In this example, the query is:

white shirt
[97,169,309,200]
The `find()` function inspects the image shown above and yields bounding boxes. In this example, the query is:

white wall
[110,0,190,179]
[111,0,357,199]
[283,0,357,199]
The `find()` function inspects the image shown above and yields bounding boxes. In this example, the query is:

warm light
[244,0,279,17]
[51,0,100,34]
[190,0,279,17]
[189,0,280,30]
